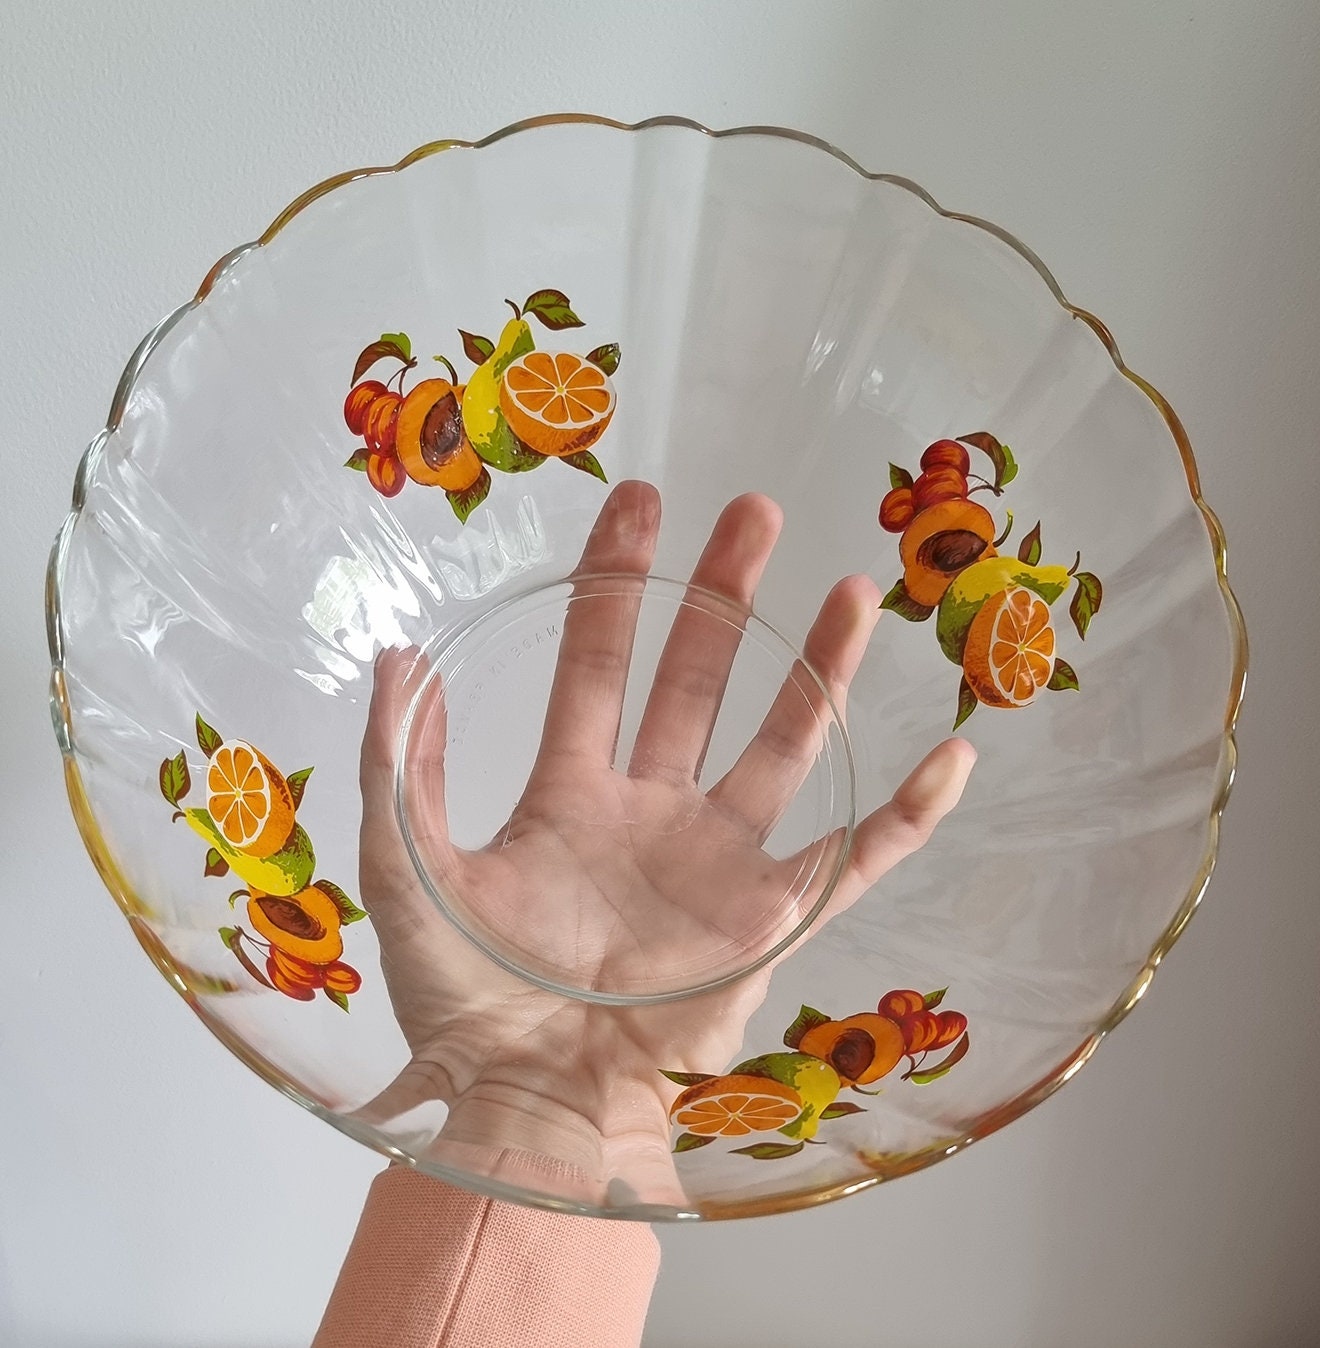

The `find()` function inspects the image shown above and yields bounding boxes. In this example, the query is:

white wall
[3,3,1318,1345]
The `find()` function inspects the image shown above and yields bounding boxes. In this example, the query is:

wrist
[431,1073,683,1210]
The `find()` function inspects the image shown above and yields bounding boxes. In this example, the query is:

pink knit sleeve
[312,1164,661,1348]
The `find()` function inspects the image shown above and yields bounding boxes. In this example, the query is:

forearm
[313,1164,660,1348]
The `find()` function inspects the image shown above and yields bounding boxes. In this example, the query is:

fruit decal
[158,714,367,1009]
[341,290,620,523]
[663,987,969,1161]
[878,432,1104,729]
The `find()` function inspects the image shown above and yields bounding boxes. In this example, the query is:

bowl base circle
[395,573,857,1005]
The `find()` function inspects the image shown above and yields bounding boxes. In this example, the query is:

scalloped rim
[45,113,1247,1223]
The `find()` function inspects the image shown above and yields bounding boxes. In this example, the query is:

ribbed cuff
[313,1164,661,1348]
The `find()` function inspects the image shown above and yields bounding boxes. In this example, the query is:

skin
[353,481,975,1206]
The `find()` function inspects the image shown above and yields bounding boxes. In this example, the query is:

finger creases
[709,574,881,839]
[361,646,428,804]
[847,739,977,890]
[630,493,784,781]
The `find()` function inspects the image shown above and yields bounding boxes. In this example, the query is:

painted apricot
[913,467,969,514]
[920,439,971,475]
[798,1013,907,1086]
[899,498,998,608]
[879,486,915,533]
[364,390,402,455]
[395,378,483,490]
[931,1010,967,1049]
[344,380,387,435]
[269,946,325,989]
[247,885,343,964]
[267,957,316,999]
[323,961,362,995]
[878,988,926,1019]
[367,449,406,497]
[898,1009,942,1054]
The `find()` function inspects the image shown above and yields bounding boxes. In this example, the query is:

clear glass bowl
[46,116,1245,1220]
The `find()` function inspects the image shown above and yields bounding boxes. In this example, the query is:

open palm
[356,482,973,1202]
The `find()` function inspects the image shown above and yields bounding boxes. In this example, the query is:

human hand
[355,481,974,1203]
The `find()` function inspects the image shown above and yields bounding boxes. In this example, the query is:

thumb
[360,645,450,847]
[359,646,456,933]
[848,737,977,889]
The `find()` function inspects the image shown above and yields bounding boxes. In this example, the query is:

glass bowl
[46,115,1245,1220]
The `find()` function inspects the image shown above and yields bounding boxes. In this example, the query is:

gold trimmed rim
[45,113,1247,1222]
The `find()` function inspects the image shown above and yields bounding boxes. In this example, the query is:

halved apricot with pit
[899,498,998,607]
[247,885,343,964]
[798,1013,906,1086]
[395,378,483,490]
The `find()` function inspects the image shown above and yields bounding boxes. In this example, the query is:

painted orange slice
[205,740,295,857]
[962,586,1056,707]
[669,1074,804,1138]
[499,351,615,457]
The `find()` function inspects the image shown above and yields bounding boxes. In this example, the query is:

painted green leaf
[285,766,313,809]
[219,926,239,947]
[379,331,412,361]
[880,577,935,623]
[318,878,367,925]
[447,466,492,524]
[325,988,351,1013]
[522,288,584,330]
[195,713,223,759]
[953,678,978,730]
[958,432,1017,491]
[344,447,370,471]
[909,1031,970,1084]
[1017,521,1043,567]
[659,1069,717,1086]
[228,889,247,909]
[1048,657,1080,691]
[820,1101,867,1119]
[352,337,411,384]
[889,462,914,492]
[159,750,190,808]
[506,440,548,473]
[673,1132,716,1154]
[204,847,229,878]
[560,449,608,482]
[783,1004,832,1050]
[730,1141,805,1161]
[585,343,620,375]
[1070,571,1103,640]
[458,330,495,365]
[923,987,947,1010]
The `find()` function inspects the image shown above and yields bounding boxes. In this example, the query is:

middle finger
[628,493,782,782]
